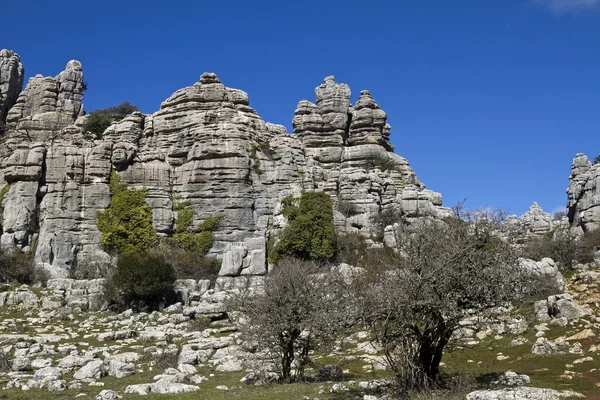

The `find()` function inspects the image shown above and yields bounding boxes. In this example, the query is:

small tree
[356,208,529,391]
[83,101,140,138]
[110,252,175,311]
[97,172,158,254]
[235,259,351,382]
[270,192,337,262]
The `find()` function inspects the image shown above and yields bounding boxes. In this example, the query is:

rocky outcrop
[566,153,600,232]
[0,50,24,127]
[506,203,558,238]
[519,258,565,292]
[0,50,450,279]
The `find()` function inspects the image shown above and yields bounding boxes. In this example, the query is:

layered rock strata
[0,50,24,127]
[566,153,600,232]
[0,50,450,279]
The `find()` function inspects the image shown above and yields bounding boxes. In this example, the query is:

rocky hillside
[0,50,450,280]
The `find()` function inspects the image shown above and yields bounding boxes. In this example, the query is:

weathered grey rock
[0,57,451,278]
[0,285,39,308]
[506,203,558,237]
[519,258,565,292]
[492,371,530,387]
[26,366,62,389]
[73,359,105,380]
[125,381,200,395]
[107,360,135,378]
[534,293,590,322]
[58,354,91,371]
[11,356,31,371]
[467,387,562,400]
[96,390,123,400]
[531,336,573,355]
[45,279,106,311]
[567,153,600,232]
[0,50,24,126]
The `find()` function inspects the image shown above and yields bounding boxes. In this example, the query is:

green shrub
[159,239,221,281]
[172,199,222,255]
[83,102,140,138]
[270,191,337,262]
[249,143,263,175]
[110,252,175,311]
[0,248,47,286]
[336,233,369,266]
[97,172,158,254]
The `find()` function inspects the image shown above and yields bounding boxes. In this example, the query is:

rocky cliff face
[0,50,24,129]
[0,50,451,279]
[566,153,600,232]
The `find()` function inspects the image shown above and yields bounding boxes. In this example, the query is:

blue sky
[3,0,600,216]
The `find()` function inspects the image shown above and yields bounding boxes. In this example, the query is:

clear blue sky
[4,0,600,216]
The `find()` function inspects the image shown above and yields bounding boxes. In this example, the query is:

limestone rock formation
[505,202,558,238]
[0,50,451,279]
[0,50,24,128]
[566,153,600,232]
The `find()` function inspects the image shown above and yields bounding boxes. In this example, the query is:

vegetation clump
[354,208,530,391]
[108,252,175,311]
[83,101,140,138]
[97,171,158,254]
[249,143,263,175]
[520,228,600,269]
[155,197,223,281]
[270,191,337,262]
[0,248,41,285]
[172,199,222,256]
[234,259,351,382]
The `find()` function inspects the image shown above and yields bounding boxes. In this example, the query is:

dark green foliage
[97,172,158,254]
[249,142,263,175]
[83,101,140,138]
[0,248,46,285]
[110,252,175,311]
[199,216,223,232]
[172,199,222,255]
[336,233,369,266]
[270,192,337,262]
[167,249,221,281]
[593,155,600,165]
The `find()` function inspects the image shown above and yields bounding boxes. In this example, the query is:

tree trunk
[281,338,294,382]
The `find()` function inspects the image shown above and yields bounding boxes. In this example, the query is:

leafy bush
[110,252,175,311]
[97,172,158,254]
[520,229,594,269]
[83,101,140,138]
[159,239,221,281]
[270,191,337,263]
[172,199,222,256]
[336,233,369,266]
[0,248,46,285]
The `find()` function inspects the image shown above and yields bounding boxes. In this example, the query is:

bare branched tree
[234,259,353,382]
[355,208,530,391]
